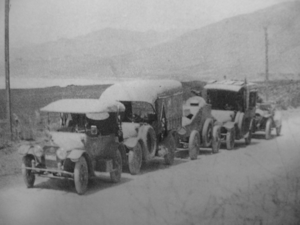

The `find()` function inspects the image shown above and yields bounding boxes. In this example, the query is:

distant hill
[1,1,300,81]
[0,28,186,79]
[109,0,300,81]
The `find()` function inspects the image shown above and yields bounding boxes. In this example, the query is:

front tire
[188,130,200,160]
[265,118,272,140]
[22,155,35,188]
[74,156,89,195]
[110,149,122,183]
[128,142,143,175]
[212,126,221,154]
[226,128,235,150]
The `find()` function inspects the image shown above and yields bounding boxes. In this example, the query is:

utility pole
[5,0,12,140]
[264,26,269,101]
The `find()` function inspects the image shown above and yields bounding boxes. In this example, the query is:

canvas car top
[204,80,257,92]
[40,99,125,113]
[99,80,183,106]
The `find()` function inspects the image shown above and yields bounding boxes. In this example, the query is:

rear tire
[276,125,282,136]
[164,135,176,165]
[110,149,122,183]
[265,118,272,140]
[212,126,221,154]
[128,142,143,175]
[245,131,252,145]
[202,118,213,147]
[74,156,89,195]
[226,128,235,150]
[188,130,200,160]
[22,155,35,188]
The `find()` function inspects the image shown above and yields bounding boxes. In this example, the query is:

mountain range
[1,1,299,82]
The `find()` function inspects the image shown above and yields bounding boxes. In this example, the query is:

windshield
[207,89,244,111]
[121,101,156,123]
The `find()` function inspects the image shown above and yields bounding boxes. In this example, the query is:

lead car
[18,99,126,195]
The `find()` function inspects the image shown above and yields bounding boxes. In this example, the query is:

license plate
[45,154,57,161]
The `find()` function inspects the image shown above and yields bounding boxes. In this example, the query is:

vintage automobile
[177,95,221,159]
[203,80,258,150]
[252,102,282,139]
[99,80,182,174]
[18,99,126,195]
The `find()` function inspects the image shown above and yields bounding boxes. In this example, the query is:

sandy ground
[0,110,300,225]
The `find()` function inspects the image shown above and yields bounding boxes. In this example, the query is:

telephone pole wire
[5,0,12,140]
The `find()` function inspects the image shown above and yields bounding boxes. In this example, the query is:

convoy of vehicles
[17,79,282,193]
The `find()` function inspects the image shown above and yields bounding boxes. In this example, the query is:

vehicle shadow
[33,174,132,195]
[252,132,276,140]
[122,157,189,175]
[220,139,261,151]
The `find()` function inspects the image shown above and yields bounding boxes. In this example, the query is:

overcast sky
[0,0,289,47]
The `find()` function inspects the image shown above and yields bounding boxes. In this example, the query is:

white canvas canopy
[99,80,182,106]
[40,99,125,114]
[204,80,257,92]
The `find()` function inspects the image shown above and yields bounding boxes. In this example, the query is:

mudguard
[123,137,139,149]
[222,121,235,131]
[67,149,86,162]
[18,144,34,156]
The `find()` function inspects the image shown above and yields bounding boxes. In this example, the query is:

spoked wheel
[202,119,213,147]
[245,130,252,145]
[276,125,282,136]
[226,128,235,150]
[128,142,143,175]
[22,155,35,188]
[188,130,200,160]
[265,118,272,140]
[212,126,221,154]
[164,135,176,165]
[74,156,89,195]
[110,149,122,183]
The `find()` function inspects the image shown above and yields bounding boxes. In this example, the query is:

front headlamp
[56,148,67,160]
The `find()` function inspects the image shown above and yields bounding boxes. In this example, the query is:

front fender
[222,121,235,131]
[18,144,34,156]
[123,137,139,149]
[67,149,86,162]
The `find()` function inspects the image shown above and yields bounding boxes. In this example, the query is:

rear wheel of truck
[188,130,200,160]
[22,155,35,188]
[164,135,176,165]
[212,126,221,154]
[110,149,122,183]
[128,142,143,175]
[265,118,272,140]
[226,128,235,150]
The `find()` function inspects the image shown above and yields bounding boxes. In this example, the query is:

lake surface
[0,77,136,89]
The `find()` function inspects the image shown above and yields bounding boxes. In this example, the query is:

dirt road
[0,110,300,225]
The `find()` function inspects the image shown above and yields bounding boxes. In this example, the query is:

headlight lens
[56,148,67,160]
[33,145,43,157]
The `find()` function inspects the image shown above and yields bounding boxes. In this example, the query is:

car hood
[49,132,86,151]
[211,110,235,124]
